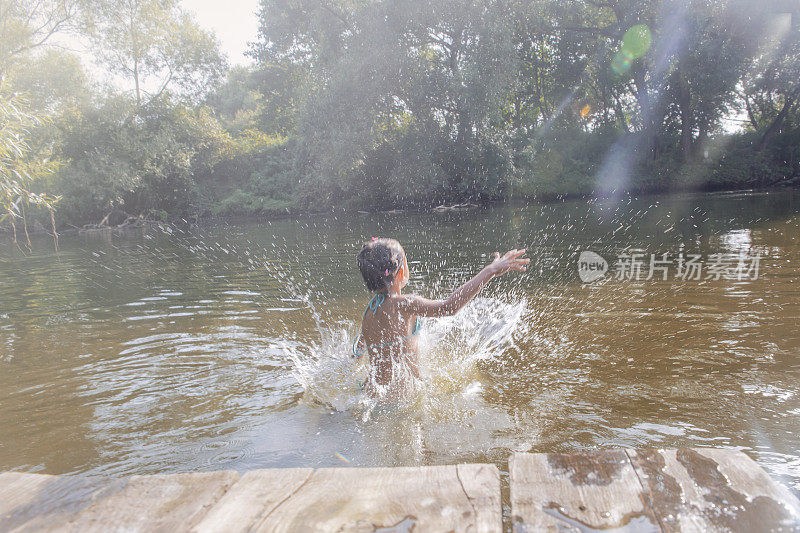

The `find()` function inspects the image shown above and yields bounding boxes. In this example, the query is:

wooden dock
[511,448,800,532]
[1,448,798,532]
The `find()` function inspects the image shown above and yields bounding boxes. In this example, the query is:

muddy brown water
[1,190,799,498]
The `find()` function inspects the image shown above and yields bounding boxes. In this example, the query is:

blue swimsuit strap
[364,293,387,317]
[353,293,422,358]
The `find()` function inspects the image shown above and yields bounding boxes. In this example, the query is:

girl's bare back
[357,294,421,391]
[355,238,528,397]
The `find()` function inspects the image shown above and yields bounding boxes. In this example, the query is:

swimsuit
[352,292,422,359]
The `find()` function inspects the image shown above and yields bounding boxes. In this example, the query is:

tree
[0,0,81,81]
[54,94,233,224]
[739,4,800,150]
[204,66,264,133]
[5,49,89,112]
[250,0,518,206]
[82,0,227,106]
[662,1,752,161]
[0,89,60,249]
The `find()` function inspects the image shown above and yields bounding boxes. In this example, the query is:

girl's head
[357,237,409,292]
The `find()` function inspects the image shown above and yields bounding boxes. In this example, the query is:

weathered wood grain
[192,468,313,533]
[255,464,502,533]
[627,447,800,532]
[0,472,57,518]
[509,450,661,532]
[0,473,116,532]
[55,471,238,533]
[456,463,503,532]
[5,450,799,532]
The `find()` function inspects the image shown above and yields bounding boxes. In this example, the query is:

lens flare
[622,25,652,59]
[334,452,351,463]
[611,25,651,76]
[611,49,634,75]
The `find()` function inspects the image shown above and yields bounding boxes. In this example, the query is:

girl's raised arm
[399,249,528,317]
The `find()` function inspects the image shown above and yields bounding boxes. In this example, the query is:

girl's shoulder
[390,293,419,305]
[390,294,426,315]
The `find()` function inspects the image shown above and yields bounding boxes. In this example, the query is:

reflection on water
[1,190,799,494]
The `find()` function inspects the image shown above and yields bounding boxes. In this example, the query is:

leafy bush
[210,135,300,216]
[213,189,293,216]
[53,95,233,225]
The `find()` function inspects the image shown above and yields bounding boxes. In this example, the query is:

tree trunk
[674,70,693,162]
[631,68,658,160]
[759,91,797,151]
[134,57,141,106]
[612,92,629,133]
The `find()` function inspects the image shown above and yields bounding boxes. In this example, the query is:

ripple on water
[2,194,800,481]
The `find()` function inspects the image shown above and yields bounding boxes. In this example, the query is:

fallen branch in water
[432,203,480,212]
[78,212,156,233]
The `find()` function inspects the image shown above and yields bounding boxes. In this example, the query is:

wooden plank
[254,464,502,533]
[0,473,57,518]
[456,463,503,532]
[627,447,800,532]
[192,468,314,533]
[53,470,239,533]
[5,450,798,532]
[509,450,661,532]
[0,473,114,533]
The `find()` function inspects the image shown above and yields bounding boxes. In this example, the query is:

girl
[353,237,529,397]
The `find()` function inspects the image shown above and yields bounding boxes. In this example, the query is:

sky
[49,0,261,98]
[53,0,260,78]
[182,0,261,66]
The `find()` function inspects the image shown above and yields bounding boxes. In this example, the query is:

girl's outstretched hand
[488,248,529,276]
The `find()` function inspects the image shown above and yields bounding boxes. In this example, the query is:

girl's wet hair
[357,238,404,292]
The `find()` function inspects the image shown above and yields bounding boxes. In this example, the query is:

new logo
[577,251,608,283]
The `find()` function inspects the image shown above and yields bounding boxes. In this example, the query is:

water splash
[287,295,531,420]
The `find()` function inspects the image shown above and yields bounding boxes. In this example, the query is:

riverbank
[5,181,797,240]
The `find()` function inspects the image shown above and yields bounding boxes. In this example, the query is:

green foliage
[515,126,619,198]
[4,50,89,112]
[0,89,60,244]
[210,135,300,216]
[706,134,794,189]
[53,95,233,225]
[204,66,264,133]
[213,189,293,217]
[0,0,80,79]
[4,0,800,229]
[81,0,226,106]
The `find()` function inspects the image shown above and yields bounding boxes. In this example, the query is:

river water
[1,190,799,494]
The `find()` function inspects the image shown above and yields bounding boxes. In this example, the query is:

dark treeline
[1,0,799,235]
